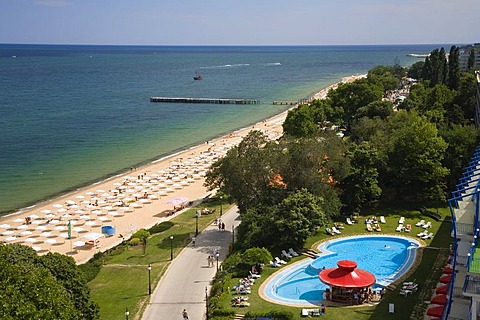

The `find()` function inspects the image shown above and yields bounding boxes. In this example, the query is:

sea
[0,44,442,214]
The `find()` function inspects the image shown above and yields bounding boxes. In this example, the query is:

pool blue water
[263,235,419,306]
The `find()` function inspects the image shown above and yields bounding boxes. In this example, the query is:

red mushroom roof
[431,294,447,305]
[318,260,376,288]
[427,305,445,317]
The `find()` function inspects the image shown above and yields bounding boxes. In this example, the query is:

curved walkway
[142,206,240,320]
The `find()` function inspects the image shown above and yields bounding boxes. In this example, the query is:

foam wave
[199,63,250,69]
[266,62,282,66]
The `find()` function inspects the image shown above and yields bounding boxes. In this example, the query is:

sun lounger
[325,228,335,235]
[249,271,261,279]
[396,224,404,232]
[417,230,428,237]
[332,226,341,234]
[423,221,432,229]
[399,217,405,224]
[275,256,287,265]
[415,219,425,227]
[289,248,299,257]
[281,250,292,259]
[334,222,344,229]
[422,232,434,240]
[404,224,411,232]
[399,289,412,297]
[269,260,280,267]
[346,217,354,225]
[380,216,386,224]
[366,223,373,232]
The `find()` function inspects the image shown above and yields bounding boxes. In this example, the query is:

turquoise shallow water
[0,44,440,214]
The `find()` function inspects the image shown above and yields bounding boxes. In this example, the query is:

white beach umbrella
[76,195,85,199]
[2,230,14,236]
[73,227,84,233]
[52,204,63,209]
[139,199,151,204]
[13,218,24,223]
[16,224,29,230]
[24,237,38,243]
[32,219,46,225]
[65,200,76,205]
[57,208,68,213]
[74,209,85,214]
[0,224,11,229]
[35,225,47,231]
[91,209,103,215]
[54,225,66,231]
[4,236,17,242]
[39,232,52,237]
[20,230,33,237]
[32,246,42,252]
[48,219,60,225]
[73,241,85,248]
[28,214,39,219]
[44,239,57,245]
[85,191,96,196]
[85,220,99,227]
[79,214,91,220]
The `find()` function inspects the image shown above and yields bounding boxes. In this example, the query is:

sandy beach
[0,75,363,264]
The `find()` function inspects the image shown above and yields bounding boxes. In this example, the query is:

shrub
[132,228,150,240]
[129,238,142,246]
[244,310,294,320]
[147,221,174,234]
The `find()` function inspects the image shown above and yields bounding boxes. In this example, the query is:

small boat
[194,74,203,80]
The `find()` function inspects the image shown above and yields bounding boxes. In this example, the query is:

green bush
[147,221,174,234]
[244,310,294,320]
[129,238,142,246]
[78,252,104,282]
[132,228,150,240]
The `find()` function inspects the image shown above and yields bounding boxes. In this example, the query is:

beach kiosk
[319,260,376,304]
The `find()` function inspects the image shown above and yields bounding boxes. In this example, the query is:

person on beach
[182,308,189,319]
[191,236,196,247]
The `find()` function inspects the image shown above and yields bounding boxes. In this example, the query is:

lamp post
[170,235,174,261]
[215,252,219,271]
[232,225,235,250]
[195,211,199,236]
[125,308,129,320]
[205,286,209,320]
[220,196,223,217]
[147,263,152,295]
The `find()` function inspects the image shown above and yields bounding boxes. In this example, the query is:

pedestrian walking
[191,236,196,246]
[207,255,212,267]
[182,308,189,319]
[221,222,225,231]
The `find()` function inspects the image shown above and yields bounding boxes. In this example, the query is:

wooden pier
[150,97,260,104]
[272,98,311,105]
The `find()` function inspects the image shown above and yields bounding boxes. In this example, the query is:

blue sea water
[0,44,441,214]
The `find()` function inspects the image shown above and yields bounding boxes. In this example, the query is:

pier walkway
[150,97,259,104]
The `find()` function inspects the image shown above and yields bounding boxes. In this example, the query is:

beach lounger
[288,248,299,257]
[281,250,292,259]
[404,224,411,232]
[325,228,335,235]
[396,224,404,232]
[415,219,425,227]
[332,226,342,234]
[422,232,434,240]
[275,256,287,265]
[380,216,386,224]
[399,217,405,224]
[417,230,428,237]
[423,221,432,229]
[249,271,261,279]
[334,222,344,229]
[366,223,373,232]
[269,260,280,267]
[346,217,354,225]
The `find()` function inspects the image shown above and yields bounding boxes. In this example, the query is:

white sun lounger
[422,232,434,240]
[332,226,342,234]
[288,248,299,257]
[380,216,386,224]
[396,224,404,232]
[417,230,428,237]
[399,217,405,224]
[423,221,432,229]
[415,220,425,227]
[281,250,292,259]
[346,217,354,225]
[275,256,287,265]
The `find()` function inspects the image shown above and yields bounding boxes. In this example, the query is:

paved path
[142,206,240,320]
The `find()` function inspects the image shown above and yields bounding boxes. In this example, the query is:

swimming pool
[262,235,420,306]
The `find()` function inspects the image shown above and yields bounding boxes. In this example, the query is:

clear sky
[1,0,479,45]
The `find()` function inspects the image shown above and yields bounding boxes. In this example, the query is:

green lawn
[88,202,452,320]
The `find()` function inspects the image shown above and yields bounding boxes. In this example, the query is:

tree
[341,142,382,214]
[327,79,383,129]
[447,46,461,90]
[283,104,318,137]
[385,111,449,202]
[205,131,283,213]
[407,61,425,80]
[0,244,99,320]
[356,100,394,120]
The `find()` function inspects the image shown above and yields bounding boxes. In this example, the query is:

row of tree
[205,46,478,254]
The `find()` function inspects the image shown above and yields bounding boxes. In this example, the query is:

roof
[318,260,376,288]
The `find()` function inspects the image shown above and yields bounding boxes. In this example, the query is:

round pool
[262,235,420,306]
